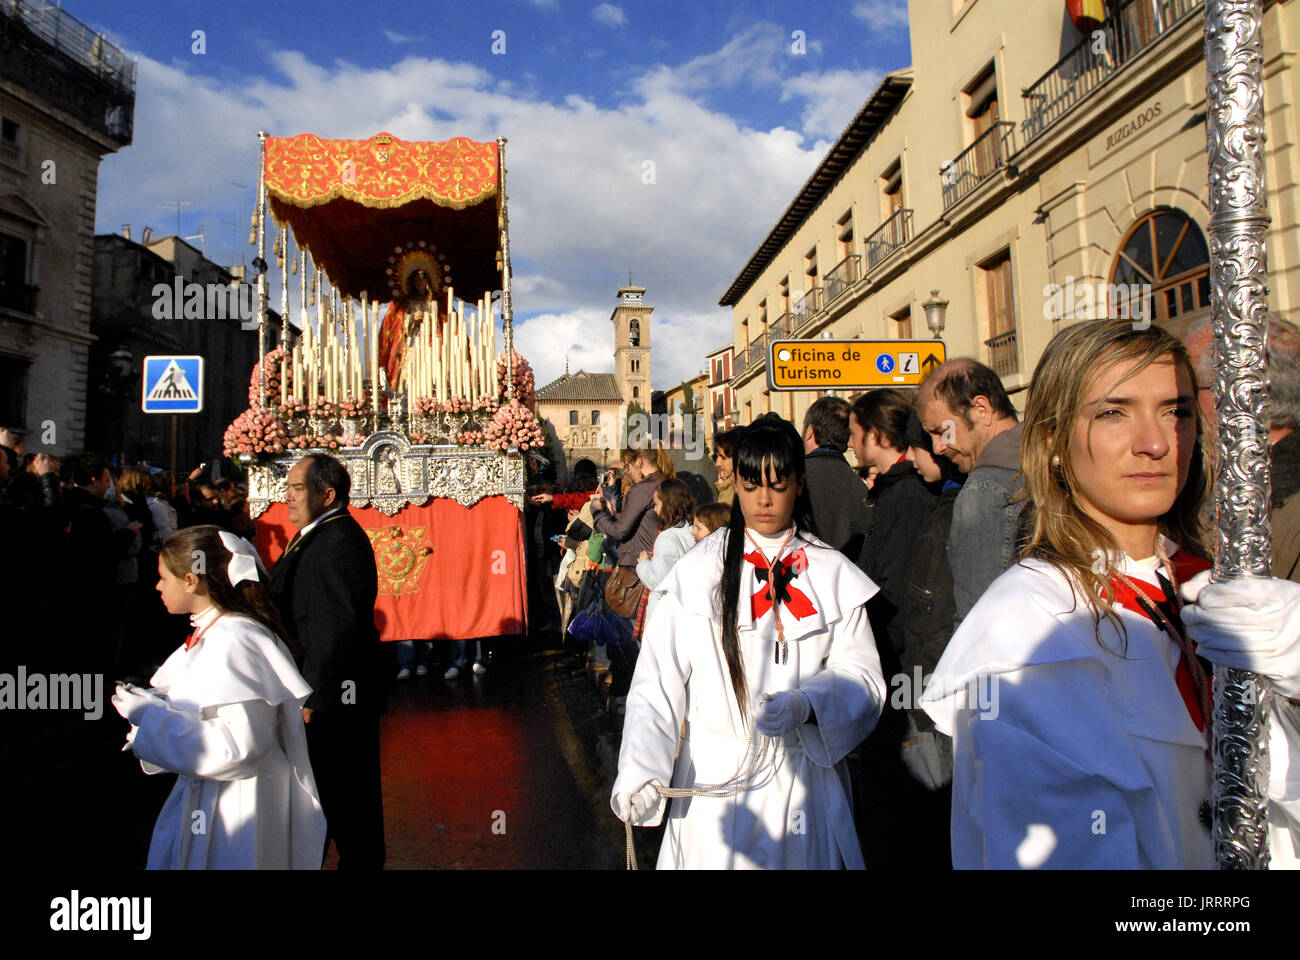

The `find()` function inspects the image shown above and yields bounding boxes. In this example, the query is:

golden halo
[388,242,450,300]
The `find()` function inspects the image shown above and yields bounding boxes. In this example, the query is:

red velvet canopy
[264,132,501,302]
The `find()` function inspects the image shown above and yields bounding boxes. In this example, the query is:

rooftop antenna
[183,225,206,255]
[220,219,238,267]
[159,200,192,236]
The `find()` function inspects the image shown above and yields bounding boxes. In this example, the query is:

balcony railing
[1020,0,1202,146]
[865,209,913,271]
[823,254,860,304]
[985,329,1019,378]
[1,0,137,96]
[734,348,748,377]
[746,336,768,373]
[792,288,823,330]
[942,122,1015,210]
[0,139,21,167]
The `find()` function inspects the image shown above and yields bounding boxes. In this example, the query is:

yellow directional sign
[768,339,947,391]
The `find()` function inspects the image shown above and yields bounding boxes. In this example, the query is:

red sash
[1108,553,1212,731]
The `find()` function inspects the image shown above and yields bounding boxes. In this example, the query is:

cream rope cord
[623,725,778,870]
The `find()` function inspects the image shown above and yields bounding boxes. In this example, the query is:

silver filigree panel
[246,432,525,518]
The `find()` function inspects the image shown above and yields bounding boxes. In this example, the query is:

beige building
[720,0,1293,424]
[0,2,135,453]
[661,369,709,447]
[535,283,655,473]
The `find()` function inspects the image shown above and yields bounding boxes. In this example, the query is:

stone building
[88,231,281,471]
[720,0,1289,424]
[0,1,135,454]
[535,282,655,474]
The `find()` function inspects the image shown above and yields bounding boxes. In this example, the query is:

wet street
[0,639,633,870]
[372,644,626,869]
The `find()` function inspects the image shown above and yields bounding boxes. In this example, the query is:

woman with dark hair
[612,413,886,868]
[111,524,326,869]
[712,427,745,506]
[920,320,1300,868]
[632,477,697,637]
[592,447,674,693]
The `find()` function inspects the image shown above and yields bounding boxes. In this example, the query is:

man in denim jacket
[917,359,1024,629]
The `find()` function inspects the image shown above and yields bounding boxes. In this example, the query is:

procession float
[224,131,542,642]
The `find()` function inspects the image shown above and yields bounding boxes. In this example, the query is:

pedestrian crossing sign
[141,355,204,413]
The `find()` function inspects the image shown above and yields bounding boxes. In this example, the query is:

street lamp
[922,289,949,339]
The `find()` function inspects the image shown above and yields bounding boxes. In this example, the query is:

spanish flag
[1068,0,1107,33]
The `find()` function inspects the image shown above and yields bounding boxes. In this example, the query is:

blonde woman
[921,321,1300,869]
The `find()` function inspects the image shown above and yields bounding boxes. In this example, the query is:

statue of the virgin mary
[378,249,443,392]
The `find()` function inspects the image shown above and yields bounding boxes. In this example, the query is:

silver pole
[497,136,515,402]
[256,130,269,407]
[1205,0,1272,869]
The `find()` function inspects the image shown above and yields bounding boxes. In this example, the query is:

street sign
[767,339,946,391]
[141,355,204,413]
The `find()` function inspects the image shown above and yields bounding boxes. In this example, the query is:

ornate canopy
[264,132,501,301]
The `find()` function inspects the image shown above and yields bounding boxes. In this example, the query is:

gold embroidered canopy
[264,132,501,301]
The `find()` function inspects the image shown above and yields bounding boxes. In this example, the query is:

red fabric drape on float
[255,497,528,642]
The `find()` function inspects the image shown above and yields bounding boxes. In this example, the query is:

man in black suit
[269,453,385,869]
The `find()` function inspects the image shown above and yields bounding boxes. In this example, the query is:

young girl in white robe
[613,413,886,869]
[112,525,326,869]
[920,321,1300,869]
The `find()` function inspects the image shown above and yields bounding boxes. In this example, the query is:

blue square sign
[141,355,204,413]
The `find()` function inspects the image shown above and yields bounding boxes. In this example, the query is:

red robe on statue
[379,301,443,391]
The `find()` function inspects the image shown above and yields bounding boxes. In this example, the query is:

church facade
[535,283,654,475]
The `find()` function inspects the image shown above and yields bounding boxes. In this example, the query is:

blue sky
[76,0,912,390]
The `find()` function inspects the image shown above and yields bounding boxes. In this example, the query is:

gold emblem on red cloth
[365,525,434,597]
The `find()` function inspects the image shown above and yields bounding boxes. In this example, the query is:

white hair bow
[219,530,267,587]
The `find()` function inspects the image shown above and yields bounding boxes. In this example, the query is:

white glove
[1181,572,1300,699]
[612,781,663,825]
[754,690,811,737]
[111,683,157,726]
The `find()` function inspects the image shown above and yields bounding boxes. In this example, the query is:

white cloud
[95,32,878,391]
[783,68,884,139]
[591,4,626,27]
[383,29,420,44]
[851,0,910,32]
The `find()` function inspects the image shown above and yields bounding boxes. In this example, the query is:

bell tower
[611,282,652,406]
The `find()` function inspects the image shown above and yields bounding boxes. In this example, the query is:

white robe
[920,544,1300,869]
[129,607,327,869]
[612,525,885,869]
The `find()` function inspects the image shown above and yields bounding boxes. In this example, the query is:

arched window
[630,319,640,346]
[1110,209,1210,323]
[569,410,578,425]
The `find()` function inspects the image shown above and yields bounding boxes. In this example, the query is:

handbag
[604,565,645,618]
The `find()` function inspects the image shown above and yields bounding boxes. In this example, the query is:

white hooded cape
[130,608,327,869]
[920,544,1300,869]
[612,525,885,869]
